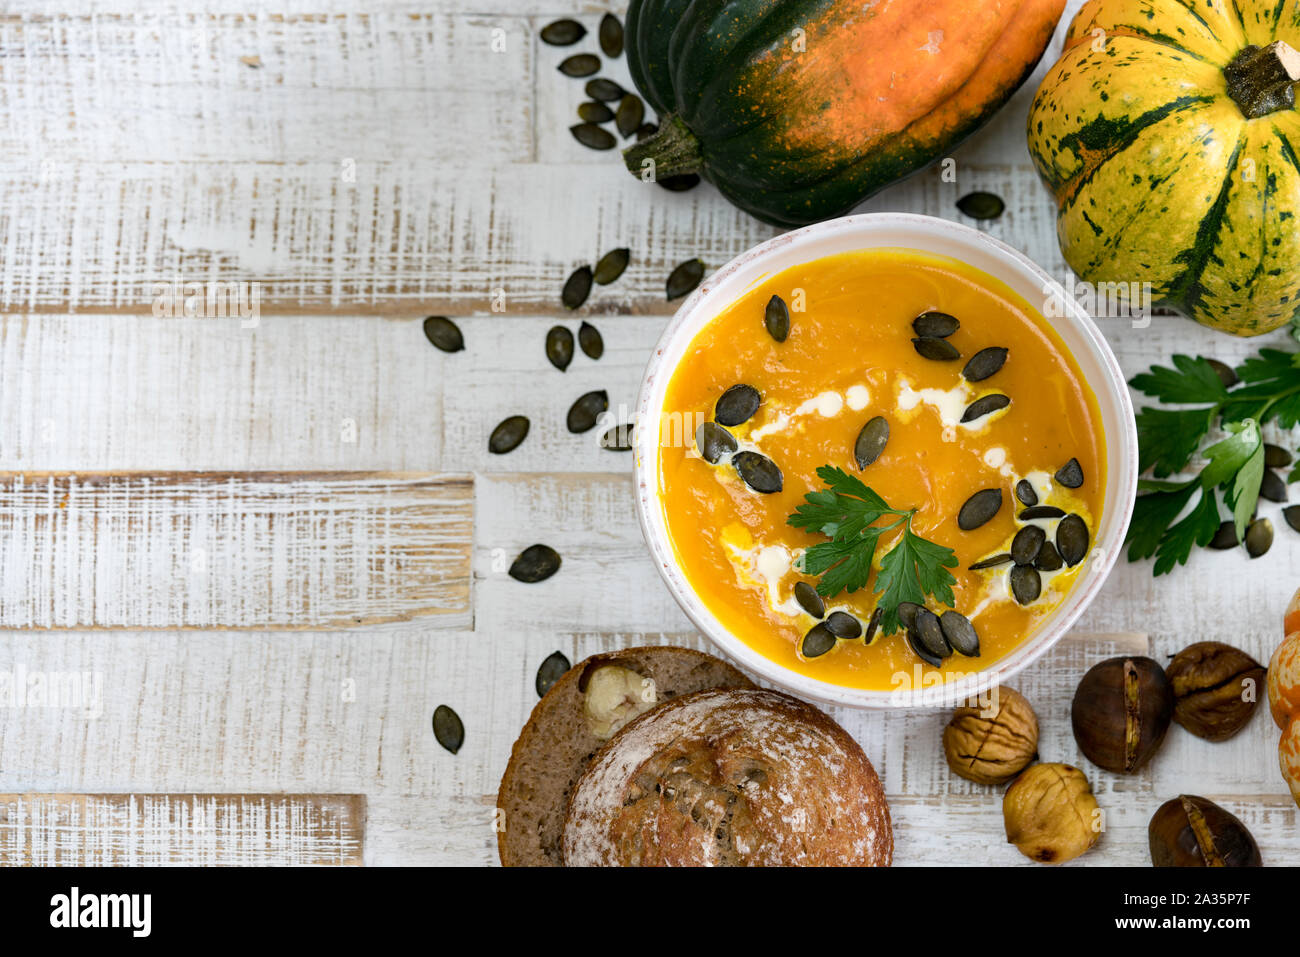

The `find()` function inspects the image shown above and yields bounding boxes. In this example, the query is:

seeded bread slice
[497,646,753,867]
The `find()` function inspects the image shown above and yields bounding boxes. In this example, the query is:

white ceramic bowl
[633,213,1138,709]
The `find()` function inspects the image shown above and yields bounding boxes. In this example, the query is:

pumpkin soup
[656,248,1106,691]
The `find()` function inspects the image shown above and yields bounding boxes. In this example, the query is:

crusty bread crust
[562,688,893,866]
[496,646,753,867]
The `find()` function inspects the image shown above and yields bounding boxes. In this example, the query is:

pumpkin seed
[1207,520,1240,549]
[961,393,1010,423]
[958,488,1003,530]
[578,321,603,359]
[1019,505,1065,520]
[558,53,600,77]
[422,315,464,352]
[912,336,961,361]
[1205,357,1239,389]
[545,325,574,370]
[1265,443,1294,468]
[562,266,593,309]
[1246,517,1273,558]
[939,611,980,657]
[488,415,530,454]
[1056,514,1089,567]
[863,606,882,644]
[593,247,630,285]
[956,191,1005,220]
[802,623,837,658]
[1034,541,1064,571]
[433,705,464,754]
[577,101,614,124]
[913,608,951,659]
[911,311,959,338]
[825,611,862,639]
[666,258,704,300]
[854,416,890,469]
[695,421,738,463]
[1261,469,1288,503]
[535,651,571,697]
[566,389,608,433]
[635,122,658,141]
[509,544,562,583]
[1284,505,1300,534]
[765,294,790,343]
[1009,565,1041,605]
[570,122,616,150]
[962,346,1009,382]
[658,173,701,191]
[615,94,644,138]
[794,581,825,619]
[897,601,921,631]
[1055,457,1084,488]
[585,78,626,101]
[907,628,945,667]
[1015,479,1038,506]
[599,13,623,57]
[732,450,783,493]
[715,384,761,426]
[600,423,633,451]
[969,552,1013,570]
[540,18,586,46]
[1010,525,1046,565]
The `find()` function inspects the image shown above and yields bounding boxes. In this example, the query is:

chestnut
[1165,641,1266,741]
[1148,795,1262,867]
[1071,656,1173,773]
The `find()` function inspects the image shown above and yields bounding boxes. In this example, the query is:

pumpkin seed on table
[911,311,959,338]
[956,191,1005,220]
[1015,479,1038,506]
[1010,525,1046,565]
[939,611,980,657]
[908,629,945,667]
[913,608,951,659]
[600,423,634,451]
[577,101,614,124]
[666,258,705,299]
[1208,520,1241,549]
[695,421,737,463]
[509,544,562,583]
[615,94,644,138]
[546,325,575,370]
[862,606,883,644]
[578,321,603,359]
[854,416,890,469]
[433,705,464,754]
[539,18,586,46]
[969,552,1013,570]
[962,346,1008,382]
[1056,514,1089,566]
[764,294,790,343]
[794,581,825,619]
[1265,443,1294,468]
[635,122,658,141]
[961,393,1010,423]
[422,315,464,353]
[488,415,530,454]
[1019,505,1065,520]
[897,601,922,631]
[1055,458,1084,488]
[1009,564,1041,605]
[658,173,701,191]
[598,13,623,57]
[802,623,837,658]
[1034,541,1064,571]
[585,78,626,101]
[732,450,783,493]
[558,53,601,77]
[1246,517,1273,558]
[566,390,608,433]
[571,123,617,150]
[1261,469,1288,503]
[535,651,571,697]
[912,336,961,361]
[562,265,593,309]
[1205,357,1238,389]
[825,611,862,639]
[958,488,1002,530]
[715,383,761,426]
[1284,506,1300,533]
[593,247,630,285]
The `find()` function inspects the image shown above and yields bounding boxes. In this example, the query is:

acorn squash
[1028,0,1300,336]
[623,0,1066,228]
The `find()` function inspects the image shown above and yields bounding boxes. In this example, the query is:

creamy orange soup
[657,248,1106,691]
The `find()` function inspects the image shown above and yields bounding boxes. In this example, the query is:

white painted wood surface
[2,0,1298,865]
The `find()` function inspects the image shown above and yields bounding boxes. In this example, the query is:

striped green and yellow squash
[1027,0,1300,336]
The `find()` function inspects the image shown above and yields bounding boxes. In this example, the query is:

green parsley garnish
[1128,349,1300,576]
[787,465,958,634]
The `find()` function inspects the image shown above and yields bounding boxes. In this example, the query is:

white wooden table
[1,0,1297,866]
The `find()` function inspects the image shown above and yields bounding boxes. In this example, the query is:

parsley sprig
[1128,349,1300,575]
[787,466,957,634]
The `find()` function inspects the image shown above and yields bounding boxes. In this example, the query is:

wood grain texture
[0,472,472,629]
[0,793,364,866]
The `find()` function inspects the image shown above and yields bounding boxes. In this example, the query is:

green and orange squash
[1028,0,1300,336]
[623,0,1067,227]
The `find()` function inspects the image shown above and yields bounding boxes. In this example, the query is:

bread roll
[563,688,892,866]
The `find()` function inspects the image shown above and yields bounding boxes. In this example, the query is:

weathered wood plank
[0,472,472,628]
[0,793,364,866]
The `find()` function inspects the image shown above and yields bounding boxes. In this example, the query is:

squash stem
[622,115,703,180]
[1224,40,1300,119]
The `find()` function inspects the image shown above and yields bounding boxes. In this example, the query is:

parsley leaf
[1135,406,1216,477]
[1151,487,1221,577]
[1129,354,1229,404]
[875,527,958,635]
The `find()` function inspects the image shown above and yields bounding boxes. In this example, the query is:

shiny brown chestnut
[1165,641,1266,742]
[1071,656,1174,773]
[1148,795,1262,867]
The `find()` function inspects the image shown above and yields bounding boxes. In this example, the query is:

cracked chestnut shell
[1165,642,1266,741]
[1071,656,1173,773]
[943,686,1039,785]
[1148,795,1262,867]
